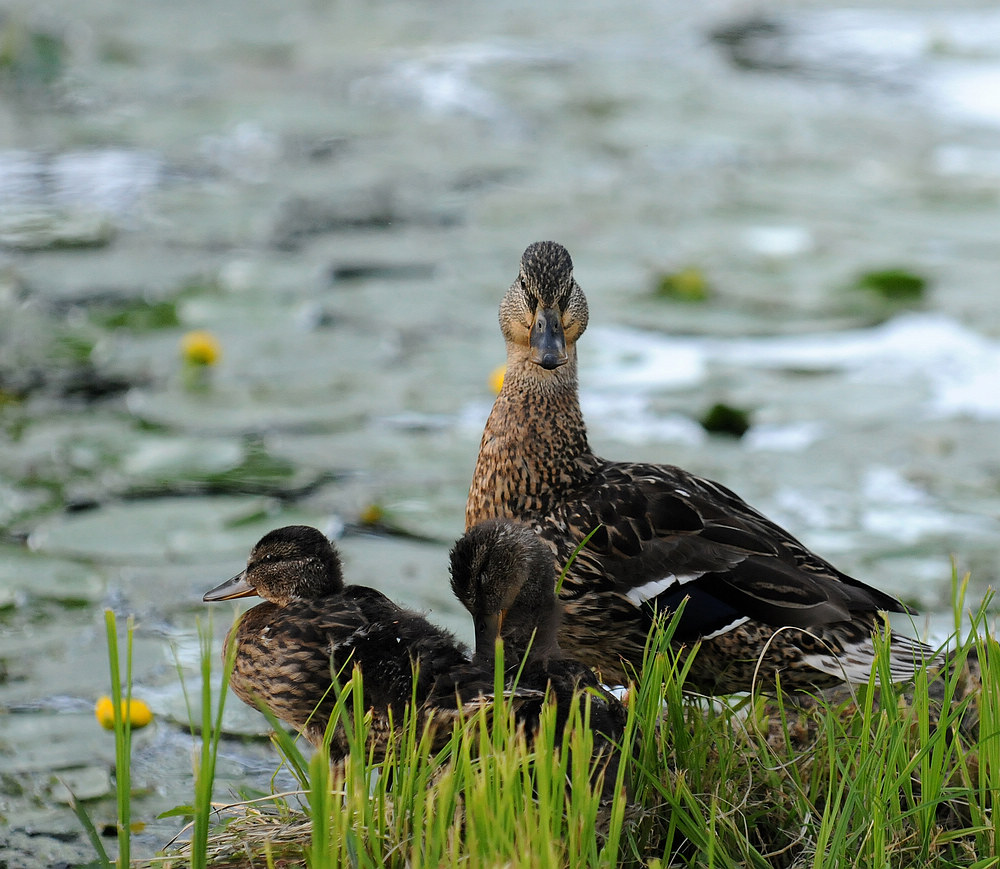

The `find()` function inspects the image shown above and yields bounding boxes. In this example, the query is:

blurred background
[2,0,1000,862]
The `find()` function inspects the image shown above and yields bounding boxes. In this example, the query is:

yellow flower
[95,696,154,730]
[489,364,506,394]
[359,503,384,526]
[180,330,221,367]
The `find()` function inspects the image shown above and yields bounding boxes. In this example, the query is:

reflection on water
[1,0,1000,862]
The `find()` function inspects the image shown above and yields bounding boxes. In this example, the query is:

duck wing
[228,596,378,739]
[545,461,908,642]
[422,662,549,747]
[336,585,474,709]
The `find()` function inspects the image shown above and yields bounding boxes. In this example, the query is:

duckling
[449,518,626,780]
[204,525,497,758]
[466,240,939,693]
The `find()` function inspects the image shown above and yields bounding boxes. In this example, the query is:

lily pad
[0,209,115,250]
[50,766,111,803]
[0,547,105,605]
[27,496,278,561]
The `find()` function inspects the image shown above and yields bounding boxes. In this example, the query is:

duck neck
[467,350,591,525]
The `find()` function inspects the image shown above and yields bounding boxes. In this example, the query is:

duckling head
[203,525,344,607]
[449,518,562,664]
[499,241,589,372]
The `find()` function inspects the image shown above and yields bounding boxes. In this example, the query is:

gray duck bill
[203,572,256,602]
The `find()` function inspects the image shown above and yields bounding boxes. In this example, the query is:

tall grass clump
[153,616,240,869]
[153,635,638,868]
[646,581,992,868]
[190,617,238,869]
[135,571,1000,868]
[105,611,137,867]
[67,611,141,869]
[69,611,151,868]
[273,643,631,868]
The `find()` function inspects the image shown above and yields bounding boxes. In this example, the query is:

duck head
[203,525,344,607]
[499,241,589,371]
[449,518,562,664]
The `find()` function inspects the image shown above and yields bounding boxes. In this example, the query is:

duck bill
[474,610,506,660]
[529,306,568,370]
[203,571,257,602]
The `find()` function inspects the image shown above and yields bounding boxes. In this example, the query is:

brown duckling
[466,240,940,693]
[449,518,626,776]
[204,525,497,758]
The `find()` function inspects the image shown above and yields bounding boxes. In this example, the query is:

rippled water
[2,0,999,862]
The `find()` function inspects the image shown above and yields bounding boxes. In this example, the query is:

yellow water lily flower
[489,364,506,394]
[95,696,154,730]
[180,330,222,367]
[359,503,384,526]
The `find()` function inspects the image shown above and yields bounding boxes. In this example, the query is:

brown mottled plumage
[203,525,503,758]
[449,518,626,791]
[467,241,940,693]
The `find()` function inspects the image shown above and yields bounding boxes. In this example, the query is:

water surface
[1,0,999,862]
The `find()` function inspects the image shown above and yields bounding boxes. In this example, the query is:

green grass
[101,575,1000,868]
[65,612,143,869]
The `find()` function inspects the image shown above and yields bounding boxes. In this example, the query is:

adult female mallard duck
[466,240,939,693]
[203,525,501,758]
[449,518,625,777]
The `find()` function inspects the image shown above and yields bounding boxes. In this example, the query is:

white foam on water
[584,314,1000,431]
[0,148,162,214]
[743,420,826,452]
[584,325,707,392]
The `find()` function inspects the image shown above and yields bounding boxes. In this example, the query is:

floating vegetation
[0,361,136,403]
[652,266,711,302]
[700,401,752,437]
[179,330,222,391]
[179,330,222,368]
[0,16,66,88]
[94,299,181,332]
[95,695,154,731]
[0,209,116,251]
[853,268,928,302]
[357,501,384,526]
[330,262,436,282]
[118,437,319,502]
[488,363,505,394]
